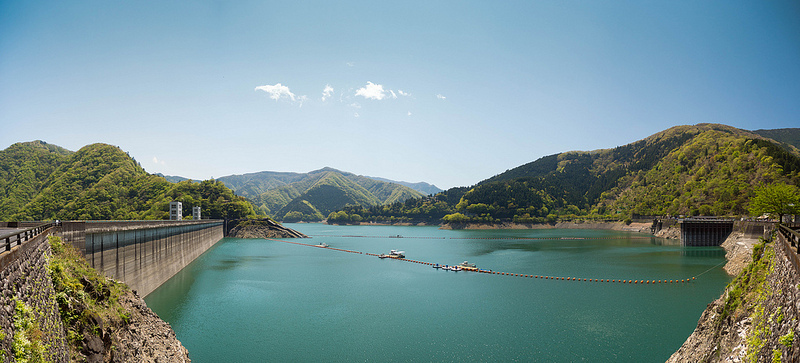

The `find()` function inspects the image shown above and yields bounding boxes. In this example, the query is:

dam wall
[59,220,224,297]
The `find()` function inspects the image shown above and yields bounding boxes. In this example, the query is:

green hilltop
[0,142,258,221]
[328,124,800,225]
[217,167,424,222]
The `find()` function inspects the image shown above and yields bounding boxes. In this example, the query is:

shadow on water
[470,234,681,256]
[209,255,274,271]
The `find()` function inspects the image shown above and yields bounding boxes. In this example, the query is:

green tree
[748,183,800,222]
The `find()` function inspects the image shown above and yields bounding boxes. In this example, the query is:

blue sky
[1,1,799,189]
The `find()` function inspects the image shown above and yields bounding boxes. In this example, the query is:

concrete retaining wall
[0,229,69,363]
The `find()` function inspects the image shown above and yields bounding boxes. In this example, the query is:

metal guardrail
[779,224,800,252]
[778,224,800,273]
[1,221,56,253]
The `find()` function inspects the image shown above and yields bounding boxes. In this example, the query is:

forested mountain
[217,167,424,221]
[363,176,443,195]
[328,124,800,225]
[0,141,73,219]
[752,128,800,151]
[154,173,191,184]
[0,142,258,221]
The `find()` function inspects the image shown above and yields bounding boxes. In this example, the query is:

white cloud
[349,102,362,109]
[354,112,360,118]
[407,111,412,116]
[321,84,334,101]
[390,90,397,99]
[152,156,165,165]
[298,95,309,108]
[398,90,410,96]
[436,94,446,100]
[356,81,387,100]
[255,83,296,101]
[346,62,354,67]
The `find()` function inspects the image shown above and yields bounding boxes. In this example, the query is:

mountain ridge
[216,167,425,221]
[326,124,800,225]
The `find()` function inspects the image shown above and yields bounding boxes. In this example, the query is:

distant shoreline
[316,220,657,234]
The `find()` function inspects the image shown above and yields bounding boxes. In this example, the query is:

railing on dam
[60,220,224,296]
[1,221,56,253]
[778,224,800,274]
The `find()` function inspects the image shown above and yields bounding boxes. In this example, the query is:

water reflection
[681,247,726,258]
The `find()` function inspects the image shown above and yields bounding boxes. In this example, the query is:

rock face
[106,290,189,362]
[228,219,308,239]
[667,234,800,363]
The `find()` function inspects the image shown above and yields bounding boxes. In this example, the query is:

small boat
[317,243,329,248]
[458,261,478,271]
[432,264,442,269]
[378,250,405,259]
[451,265,462,272]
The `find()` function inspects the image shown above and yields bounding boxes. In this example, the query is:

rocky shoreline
[666,228,799,362]
[228,219,308,239]
[104,289,190,362]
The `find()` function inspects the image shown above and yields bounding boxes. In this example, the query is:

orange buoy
[692,277,696,280]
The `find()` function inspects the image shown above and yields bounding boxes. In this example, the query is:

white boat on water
[378,249,405,259]
[317,243,329,248]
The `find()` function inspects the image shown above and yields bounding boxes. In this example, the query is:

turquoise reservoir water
[145,224,731,362]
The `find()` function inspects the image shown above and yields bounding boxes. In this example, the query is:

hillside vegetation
[328,124,800,225]
[218,167,424,222]
[0,142,259,221]
[752,128,800,151]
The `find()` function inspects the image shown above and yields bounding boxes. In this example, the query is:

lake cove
[145,223,730,362]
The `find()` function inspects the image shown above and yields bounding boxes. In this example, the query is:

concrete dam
[59,220,224,297]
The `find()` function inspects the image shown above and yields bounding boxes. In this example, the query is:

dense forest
[328,124,800,225]
[0,142,259,221]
